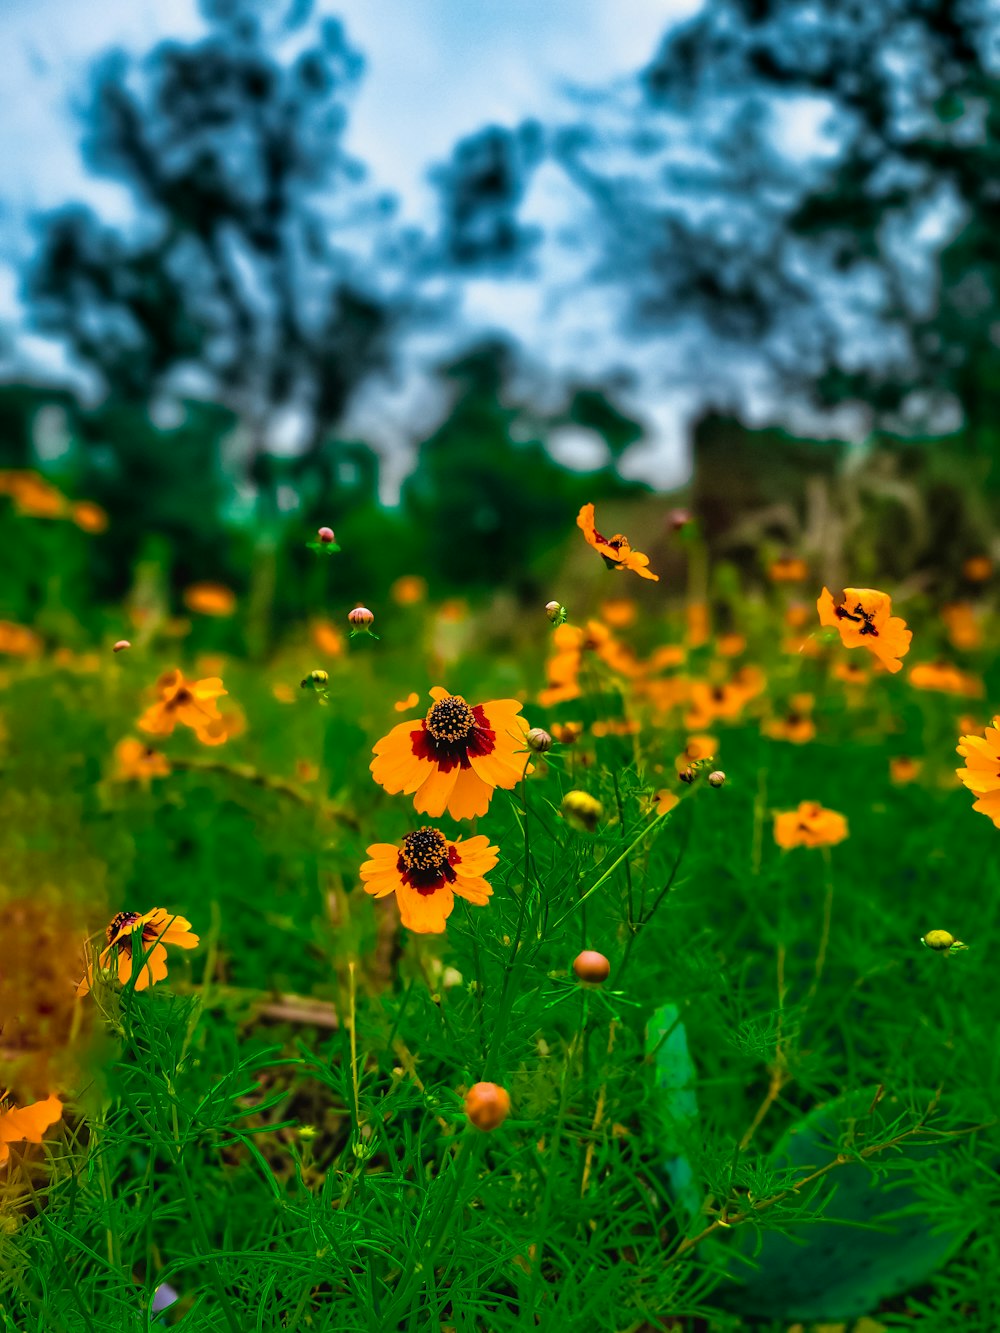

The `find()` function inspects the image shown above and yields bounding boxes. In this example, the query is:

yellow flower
[183,583,236,617]
[360,829,498,934]
[137,669,228,744]
[817,586,912,674]
[773,801,848,849]
[371,688,529,820]
[77,908,199,994]
[113,737,171,784]
[0,1095,63,1166]
[577,504,659,581]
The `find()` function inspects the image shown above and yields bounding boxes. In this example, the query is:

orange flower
[648,644,686,670]
[600,598,638,629]
[360,829,498,933]
[956,719,1000,826]
[77,908,199,995]
[686,601,709,647]
[311,620,345,656]
[890,756,922,785]
[137,669,228,743]
[183,583,236,617]
[391,575,427,606]
[71,500,108,534]
[717,633,746,658]
[675,734,717,773]
[785,603,811,630]
[296,759,319,783]
[0,621,42,657]
[272,681,297,704]
[685,679,749,729]
[773,801,848,849]
[0,471,67,519]
[768,555,808,582]
[941,603,982,651]
[113,737,171,784]
[654,790,680,816]
[763,710,816,744]
[0,1095,63,1166]
[394,692,420,712]
[817,587,911,674]
[370,688,530,820]
[577,504,659,581]
[962,555,992,582]
[833,660,869,686]
[909,662,983,697]
[551,722,583,744]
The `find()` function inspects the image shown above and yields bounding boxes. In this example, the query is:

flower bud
[561,789,603,831]
[317,527,336,544]
[667,508,692,532]
[545,601,567,625]
[348,606,374,629]
[678,767,696,784]
[526,727,552,753]
[301,668,329,689]
[465,1081,511,1132]
[708,770,726,788]
[112,639,131,653]
[573,950,611,984]
[921,930,968,953]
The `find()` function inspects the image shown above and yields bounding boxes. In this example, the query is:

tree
[28,0,399,483]
[548,0,1000,448]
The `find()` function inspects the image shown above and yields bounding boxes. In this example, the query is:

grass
[1,544,999,1332]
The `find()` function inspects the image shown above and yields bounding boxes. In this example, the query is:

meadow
[1,476,999,1333]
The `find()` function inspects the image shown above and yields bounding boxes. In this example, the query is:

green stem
[550,807,673,932]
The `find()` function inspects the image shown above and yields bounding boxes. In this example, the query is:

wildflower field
[3,474,1000,1333]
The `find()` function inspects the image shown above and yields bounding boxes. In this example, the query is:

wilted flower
[370,688,529,820]
[577,504,659,581]
[360,829,498,934]
[817,586,911,674]
[464,1082,511,1132]
[773,801,848,849]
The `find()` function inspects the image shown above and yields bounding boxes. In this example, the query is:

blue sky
[1,0,701,490]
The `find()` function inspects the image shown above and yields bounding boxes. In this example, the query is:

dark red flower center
[397,828,459,894]
[834,602,878,637]
[412,696,496,771]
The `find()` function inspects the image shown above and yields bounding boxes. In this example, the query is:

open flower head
[577,504,659,581]
[137,669,228,744]
[183,583,236,617]
[774,801,848,849]
[113,737,171,784]
[0,1095,63,1166]
[817,587,911,674]
[370,688,529,820]
[956,718,1000,827]
[77,908,199,995]
[360,829,498,934]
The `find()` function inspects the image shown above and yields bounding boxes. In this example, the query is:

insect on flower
[577,504,659,581]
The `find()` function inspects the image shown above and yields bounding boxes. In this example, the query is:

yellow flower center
[399,828,449,874]
[424,695,476,743]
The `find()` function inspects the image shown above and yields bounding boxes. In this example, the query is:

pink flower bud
[317,527,336,544]
[348,606,374,630]
[113,640,131,653]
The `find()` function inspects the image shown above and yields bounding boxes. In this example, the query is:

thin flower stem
[611,770,636,929]
[551,808,674,933]
[802,847,835,1012]
[667,1094,988,1269]
[581,1022,616,1197]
